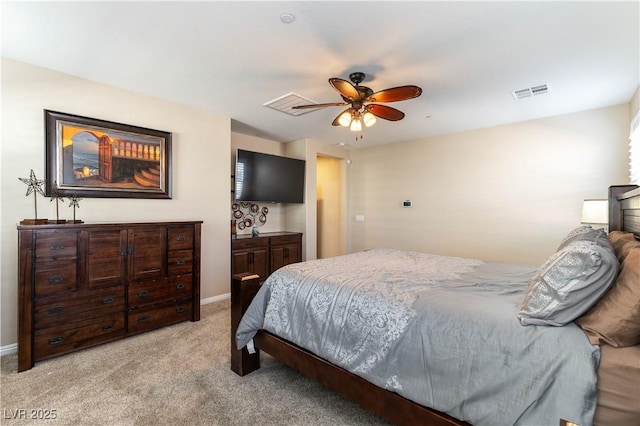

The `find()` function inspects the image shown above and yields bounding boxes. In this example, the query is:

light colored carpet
[1,299,390,425]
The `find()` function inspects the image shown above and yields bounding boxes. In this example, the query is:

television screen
[234,149,305,203]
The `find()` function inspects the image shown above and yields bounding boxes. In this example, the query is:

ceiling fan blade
[365,85,422,103]
[365,104,405,121]
[332,108,355,126]
[329,78,359,101]
[292,102,348,110]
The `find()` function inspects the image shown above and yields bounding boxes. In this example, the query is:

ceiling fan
[292,72,422,132]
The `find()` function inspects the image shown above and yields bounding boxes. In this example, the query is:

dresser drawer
[34,287,125,329]
[34,313,125,361]
[34,231,78,262]
[168,249,193,276]
[168,226,194,250]
[34,261,78,298]
[128,276,192,307]
[232,237,269,250]
[270,234,302,245]
[128,301,192,334]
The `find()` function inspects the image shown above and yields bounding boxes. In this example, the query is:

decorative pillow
[518,232,619,326]
[609,231,637,261]
[576,246,640,347]
[556,225,599,251]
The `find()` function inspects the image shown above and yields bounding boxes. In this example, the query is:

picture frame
[45,110,172,199]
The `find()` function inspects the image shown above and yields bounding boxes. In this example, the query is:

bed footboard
[229,273,468,425]
[230,273,262,376]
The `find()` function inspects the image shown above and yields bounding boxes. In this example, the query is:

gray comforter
[236,249,599,426]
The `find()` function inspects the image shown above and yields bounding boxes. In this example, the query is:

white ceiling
[2,1,639,148]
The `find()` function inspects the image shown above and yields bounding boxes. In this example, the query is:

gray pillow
[518,232,618,326]
[556,225,602,251]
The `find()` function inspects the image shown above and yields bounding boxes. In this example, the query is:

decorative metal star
[18,169,46,197]
[68,194,82,209]
[68,193,82,222]
[18,169,46,220]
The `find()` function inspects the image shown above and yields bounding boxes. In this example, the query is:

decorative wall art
[45,110,172,199]
[232,202,269,236]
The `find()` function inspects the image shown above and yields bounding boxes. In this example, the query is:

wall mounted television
[234,149,305,203]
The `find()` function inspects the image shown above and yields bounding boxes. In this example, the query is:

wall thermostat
[402,200,412,208]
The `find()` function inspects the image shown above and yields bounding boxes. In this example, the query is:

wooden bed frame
[230,184,640,426]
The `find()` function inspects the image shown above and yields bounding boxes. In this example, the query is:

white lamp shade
[338,111,352,127]
[581,199,608,224]
[349,118,362,132]
[363,112,377,127]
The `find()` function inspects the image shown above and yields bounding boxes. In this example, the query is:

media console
[231,232,302,281]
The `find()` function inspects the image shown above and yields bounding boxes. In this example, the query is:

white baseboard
[201,293,230,305]
[1,343,17,356]
[0,294,232,357]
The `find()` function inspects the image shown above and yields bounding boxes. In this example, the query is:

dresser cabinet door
[128,227,167,281]
[232,248,268,279]
[270,235,302,273]
[85,229,127,289]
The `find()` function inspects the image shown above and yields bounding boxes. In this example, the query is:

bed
[230,184,640,426]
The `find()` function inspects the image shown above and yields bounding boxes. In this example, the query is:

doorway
[316,155,345,259]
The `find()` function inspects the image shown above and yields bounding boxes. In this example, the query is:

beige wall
[1,58,231,348]
[348,104,630,265]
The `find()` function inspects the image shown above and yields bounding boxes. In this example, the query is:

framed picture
[45,110,172,199]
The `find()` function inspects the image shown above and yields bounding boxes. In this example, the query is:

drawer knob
[49,243,65,250]
[49,336,63,345]
[176,259,186,265]
[102,296,115,304]
[138,290,149,297]
[138,315,150,323]
[48,306,64,314]
[176,235,186,241]
[176,306,185,313]
[101,324,114,332]
[49,275,64,283]
[176,283,185,290]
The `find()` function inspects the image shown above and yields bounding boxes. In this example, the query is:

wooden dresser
[17,221,202,372]
[231,232,302,280]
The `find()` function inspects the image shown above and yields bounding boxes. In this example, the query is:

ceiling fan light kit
[338,111,353,127]
[292,72,422,133]
[363,112,377,127]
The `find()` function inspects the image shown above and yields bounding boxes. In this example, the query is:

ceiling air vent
[263,92,318,116]
[512,84,550,100]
